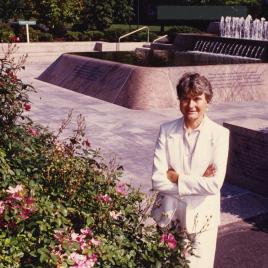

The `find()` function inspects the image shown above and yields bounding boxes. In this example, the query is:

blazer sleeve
[178,128,230,196]
[152,125,179,195]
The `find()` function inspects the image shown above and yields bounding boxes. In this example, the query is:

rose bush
[0,47,193,267]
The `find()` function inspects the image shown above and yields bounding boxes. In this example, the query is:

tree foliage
[0,0,34,22]
[0,0,266,35]
[31,0,82,35]
[77,0,134,31]
[0,0,134,34]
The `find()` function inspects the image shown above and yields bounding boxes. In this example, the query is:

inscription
[74,64,111,81]
[73,63,132,92]
[208,71,264,88]
[70,62,134,102]
[101,65,132,91]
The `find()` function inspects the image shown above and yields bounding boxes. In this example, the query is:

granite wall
[224,119,268,197]
[39,53,268,110]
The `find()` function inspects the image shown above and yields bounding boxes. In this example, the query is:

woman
[151,72,229,268]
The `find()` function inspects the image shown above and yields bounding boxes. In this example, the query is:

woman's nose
[188,99,195,108]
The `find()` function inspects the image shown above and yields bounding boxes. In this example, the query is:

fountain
[39,15,268,110]
[220,15,268,41]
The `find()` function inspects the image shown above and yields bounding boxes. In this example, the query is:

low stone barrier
[224,118,268,197]
[38,52,268,109]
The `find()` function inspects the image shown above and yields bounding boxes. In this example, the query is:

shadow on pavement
[215,213,268,268]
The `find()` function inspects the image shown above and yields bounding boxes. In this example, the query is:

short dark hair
[176,73,213,103]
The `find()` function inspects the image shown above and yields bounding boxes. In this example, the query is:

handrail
[152,34,168,43]
[116,26,150,51]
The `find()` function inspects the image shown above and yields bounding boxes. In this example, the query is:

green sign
[157,6,247,20]
[18,20,36,25]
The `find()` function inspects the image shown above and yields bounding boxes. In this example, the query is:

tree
[0,0,34,22]
[1,0,134,34]
[79,0,114,31]
[113,0,134,24]
[79,0,134,31]
[0,0,83,36]
[31,0,83,36]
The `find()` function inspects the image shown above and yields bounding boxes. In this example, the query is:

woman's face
[179,92,208,125]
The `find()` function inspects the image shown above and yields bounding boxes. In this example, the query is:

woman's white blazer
[151,116,229,233]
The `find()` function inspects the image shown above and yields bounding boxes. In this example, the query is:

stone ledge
[224,118,268,196]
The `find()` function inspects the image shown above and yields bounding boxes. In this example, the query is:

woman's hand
[167,168,179,183]
[167,164,215,183]
[203,164,216,177]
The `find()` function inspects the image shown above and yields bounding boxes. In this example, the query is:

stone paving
[19,59,268,229]
[215,213,268,268]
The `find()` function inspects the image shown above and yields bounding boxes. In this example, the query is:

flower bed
[0,45,192,267]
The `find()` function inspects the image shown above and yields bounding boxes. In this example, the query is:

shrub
[102,28,159,42]
[130,31,159,42]
[72,23,88,32]
[166,25,201,43]
[17,28,53,42]
[38,32,53,42]
[0,46,193,267]
[103,28,127,42]
[51,23,67,38]
[0,23,15,43]
[65,31,83,41]
[83,31,105,41]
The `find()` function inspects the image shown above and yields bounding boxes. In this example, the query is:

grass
[108,24,180,33]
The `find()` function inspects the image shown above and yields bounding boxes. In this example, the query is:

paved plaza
[17,49,268,267]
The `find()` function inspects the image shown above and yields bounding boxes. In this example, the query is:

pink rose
[69,253,97,268]
[24,196,35,206]
[160,233,177,249]
[109,211,122,220]
[97,194,112,203]
[0,201,5,215]
[24,103,31,111]
[183,247,191,257]
[71,232,86,243]
[9,35,17,43]
[6,185,24,202]
[27,127,38,136]
[80,227,93,236]
[80,241,89,250]
[86,254,98,267]
[90,238,100,246]
[115,183,128,196]
[69,252,87,264]
[20,208,32,220]
[6,184,23,194]
[54,230,65,242]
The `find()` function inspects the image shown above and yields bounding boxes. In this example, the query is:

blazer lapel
[167,119,184,173]
[191,117,212,174]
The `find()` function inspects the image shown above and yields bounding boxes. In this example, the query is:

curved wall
[38,53,268,110]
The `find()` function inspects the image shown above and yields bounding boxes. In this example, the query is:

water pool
[70,50,262,67]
